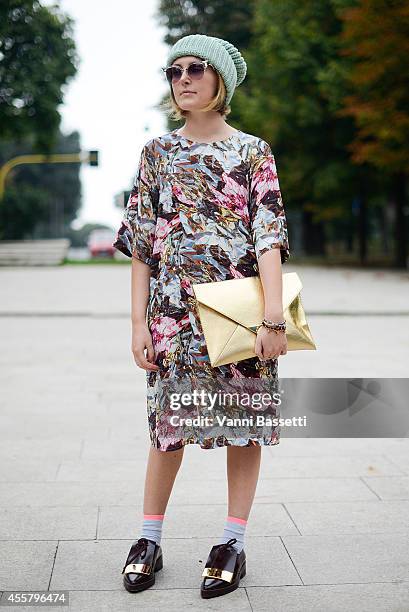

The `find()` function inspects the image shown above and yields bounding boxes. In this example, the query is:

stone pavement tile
[255,477,378,502]
[176,445,387,481]
[54,452,405,486]
[0,506,98,539]
[0,385,100,408]
[98,503,298,539]
[278,315,409,378]
[101,382,148,406]
[56,446,232,483]
[108,425,149,442]
[80,436,151,460]
[238,536,302,587]
[284,500,409,535]
[50,540,147,591]
[168,477,228,505]
[0,458,59,482]
[264,452,406,478]
[2,265,408,315]
[49,538,209,590]
[282,533,409,584]
[105,427,151,448]
[0,427,111,443]
[0,400,108,420]
[47,589,251,612]
[0,481,140,508]
[0,414,111,439]
[362,476,409,500]
[171,474,377,504]
[246,582,409,612]
[0,541,56,590]
[267,437,409,456]
[0,478,377,513]
[105,403,148,423]
[178,445,241,479]
[381,453,409,475]
[287,266,409,313]
[50,536,300,591]
[0,439,82,461]
[55,460,147,483]
[0,476,373,514]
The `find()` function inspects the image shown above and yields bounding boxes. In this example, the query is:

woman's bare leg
[226,444,261,519]
[143,446,185,514]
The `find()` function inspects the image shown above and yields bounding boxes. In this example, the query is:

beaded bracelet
[256,319,286,334]
[263,318,286,329]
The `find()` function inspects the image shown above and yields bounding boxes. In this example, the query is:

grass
[63,257,130,265]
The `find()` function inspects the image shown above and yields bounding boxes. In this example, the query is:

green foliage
[0,0,79,152]
[0,182,49,239]
[0,130,82,239]
[336,0,409,172]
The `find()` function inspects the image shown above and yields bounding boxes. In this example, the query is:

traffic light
[88,150,99,166]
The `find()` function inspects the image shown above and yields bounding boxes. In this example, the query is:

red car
[87,229,117,258]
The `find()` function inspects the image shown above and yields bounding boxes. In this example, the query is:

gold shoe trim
[123,562,152,575]
[201,567,233,583]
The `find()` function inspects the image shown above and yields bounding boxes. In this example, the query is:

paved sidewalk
[0,264,409,611]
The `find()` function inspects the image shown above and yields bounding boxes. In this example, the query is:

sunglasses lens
[166,66,182,83]
[188,63,206,79]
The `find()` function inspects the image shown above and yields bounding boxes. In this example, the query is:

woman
[113,33,290,599]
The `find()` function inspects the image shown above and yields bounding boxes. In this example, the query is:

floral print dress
[113,129,290,452]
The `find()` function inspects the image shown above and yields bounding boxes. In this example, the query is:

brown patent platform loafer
[200,537,246,599]
[121,537,163,593]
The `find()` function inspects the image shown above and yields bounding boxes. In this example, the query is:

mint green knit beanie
[166,34,247,106]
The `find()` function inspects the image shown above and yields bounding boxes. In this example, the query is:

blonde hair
[160,70,231,121]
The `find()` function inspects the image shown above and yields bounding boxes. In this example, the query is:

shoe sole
[200,561,246,599]
[123,554,163,593]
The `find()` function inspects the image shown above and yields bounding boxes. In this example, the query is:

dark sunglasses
[162,60,213,85]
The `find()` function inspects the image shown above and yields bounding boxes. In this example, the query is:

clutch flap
[192,272,303,330]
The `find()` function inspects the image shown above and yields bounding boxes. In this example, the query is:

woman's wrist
[264,312,284,322]
[132,316,147,326]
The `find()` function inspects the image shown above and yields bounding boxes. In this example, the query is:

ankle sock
[140,513,164,545]
[218,515,247,553]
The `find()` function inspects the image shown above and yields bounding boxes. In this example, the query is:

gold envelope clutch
[192,272,317,367]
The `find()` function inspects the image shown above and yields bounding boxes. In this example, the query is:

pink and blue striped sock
[140,513,165,545]
[218,515,247,553]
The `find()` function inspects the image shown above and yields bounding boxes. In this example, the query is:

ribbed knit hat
[166,34,247,106]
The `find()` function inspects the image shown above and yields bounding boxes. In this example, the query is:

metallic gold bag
[192,272,316,367]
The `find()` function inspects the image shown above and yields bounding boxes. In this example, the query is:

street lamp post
[0,150,99,200]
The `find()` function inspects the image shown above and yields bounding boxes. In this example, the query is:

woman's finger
[133,349,160,371]
[146,341,156,363]
[254,336,264,360]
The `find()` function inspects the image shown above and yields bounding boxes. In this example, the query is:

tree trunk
[357,197,367,265]
[393,171,408,269]
[302,209,325,256]
[357,174,368,265]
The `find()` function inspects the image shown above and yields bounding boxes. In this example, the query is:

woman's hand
[255,326,287,361]
[131,321,160,371]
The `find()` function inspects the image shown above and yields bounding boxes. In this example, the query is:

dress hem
[149,436,281,452]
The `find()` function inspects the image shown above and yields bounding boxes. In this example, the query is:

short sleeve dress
[113,129,290,452]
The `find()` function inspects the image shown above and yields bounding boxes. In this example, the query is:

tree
[0,0,78,153]
[337,0,409,268]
